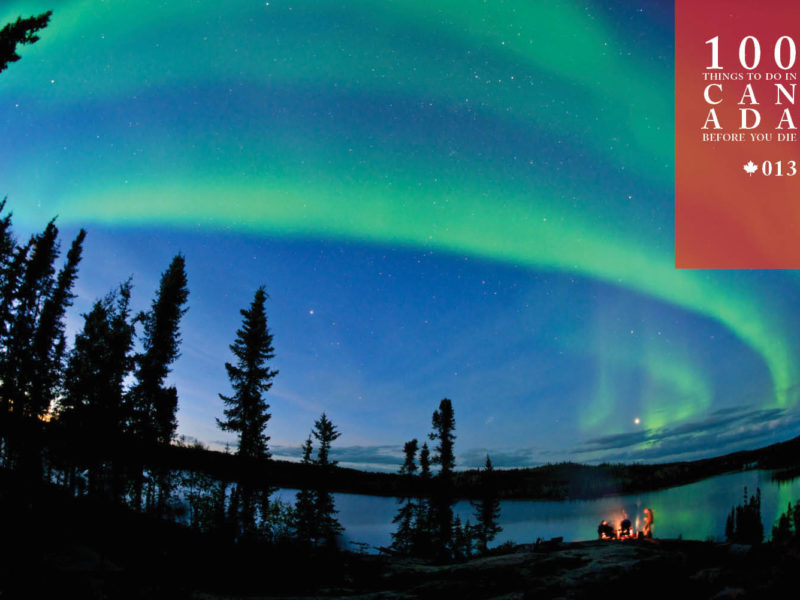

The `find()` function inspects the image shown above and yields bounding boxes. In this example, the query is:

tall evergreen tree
[0,199,16,286]
[28,228,86,418]
[0,238,32,362]
[0,220,59,417]
[312,412,343,545]
[452,515,474,560]
[0,202,22,418]
[429,398,457,559]
[313,412,340,467]
[391,439,419,554]
[430,398,456,475]
[726,487,764,545]
[58,281,134,495]
[399,439,419,476]
[60,282,135,431]
[0,12,52,74]
[419,442,431,480]
[472,455,502,554]
[129,254,189,445]
[412,441,433,554]
[294,436,317,544]
[216,286,278,459]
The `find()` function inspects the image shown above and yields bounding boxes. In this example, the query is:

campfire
[598,507,653,540]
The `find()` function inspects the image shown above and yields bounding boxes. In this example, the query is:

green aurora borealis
[2,0,799,465]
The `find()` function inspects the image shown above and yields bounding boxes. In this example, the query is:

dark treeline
[0,202,347,561]
[725,486,764,545]
[57,427,797,502]
[453,433,800,500]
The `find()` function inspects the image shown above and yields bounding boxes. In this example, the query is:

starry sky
[2,0,800,470]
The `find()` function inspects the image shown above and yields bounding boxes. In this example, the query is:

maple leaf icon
[743,160,759,175]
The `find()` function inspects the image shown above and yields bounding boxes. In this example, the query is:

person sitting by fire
[642,507,654,539]
[598,519,615,539]
[619,512,632,538]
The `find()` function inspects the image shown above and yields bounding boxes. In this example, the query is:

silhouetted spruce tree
[294,436,317,544]
[0,12,52,73]
[0,201,20,425]
[0,240,31,368]
[28,228,86,418]
[472,455,502,554]
[0,203,18,464]
[0,218,85,482]
[772,502,794,545]
[391,438,418,554]
[312,412,343,545]
[59,280,134,496]
[129,254,189,445]
[429,398,457,559]
[180,467,216,531]
[0,199,16,289]
[0,219,59,419]
[452,515,473,560]
[216,286,278,460]
[127,254,187,513]
[726,486,763,545]
[419,442,432,478]
[794,501,800,542]
[725,508,735,540]
[211,480,232,536]
[412,441,433,554]
[431,399,456,473]
[258,492,294,544]
[313,412,340,468]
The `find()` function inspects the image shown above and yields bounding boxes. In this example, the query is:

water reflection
[276,470,800,550]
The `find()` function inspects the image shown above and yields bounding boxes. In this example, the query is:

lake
[274,469,800,550]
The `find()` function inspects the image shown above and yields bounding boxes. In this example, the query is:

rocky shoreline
[280,538,797,600]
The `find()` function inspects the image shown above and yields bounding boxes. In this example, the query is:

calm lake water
[274,470,800,551]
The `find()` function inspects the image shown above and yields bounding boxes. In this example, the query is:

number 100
[706,36,797,70]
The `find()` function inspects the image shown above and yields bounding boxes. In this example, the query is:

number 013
[760,161,797,176]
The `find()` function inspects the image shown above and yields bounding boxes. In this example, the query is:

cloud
[269,444,405,471]
[580,430,655,452]
[204,405,800,471]
[575,404,800,463]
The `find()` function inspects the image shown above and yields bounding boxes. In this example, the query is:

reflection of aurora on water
[3,1,800,462]
[274,470,800,551]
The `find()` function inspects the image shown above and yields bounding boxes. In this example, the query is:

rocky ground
[3,475,798,600]
[33,536,797,599]
[210,538,798,600]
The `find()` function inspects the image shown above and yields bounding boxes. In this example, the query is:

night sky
[2,0,799,470]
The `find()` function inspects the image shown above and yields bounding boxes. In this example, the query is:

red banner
[676,0,800,268]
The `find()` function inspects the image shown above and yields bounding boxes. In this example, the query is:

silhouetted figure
[620,517,632,538]
[598,520,615,539]
[642,507,654,538]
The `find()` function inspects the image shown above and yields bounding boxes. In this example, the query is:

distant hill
[19,419,800,500]
[161,431,800,500]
